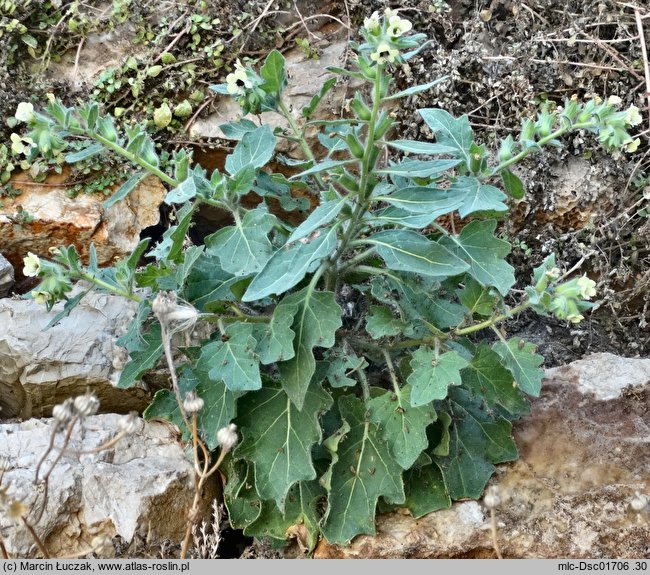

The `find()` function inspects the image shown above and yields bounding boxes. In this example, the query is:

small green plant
[16,9,640,551]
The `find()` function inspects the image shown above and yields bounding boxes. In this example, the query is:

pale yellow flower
[626,137,641,153]
[387,14,412,37]
[23,252,41,277]
[576,276,596,299]
[31,291,49,305]
[567,313,584,324]
[363,11,381,33]
[226,60,253,96]
[606,95,622,107]
[624,105,643,127]
[14,102,34,123]
[370,42,399,64]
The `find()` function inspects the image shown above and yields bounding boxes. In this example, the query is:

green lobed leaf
[242,225,338,302]
[367,385,437,469]
[419,108,474,167]
[276,288,342,409]
[164,168,210,205]
[219,118,258,140]
[450,176,508,218]
[375,158,461,178]
[225,125,277,175]
[323,349,366,389]
[402,464,451,518]
[184,254,240,310]
[365,305,408,339]
[321,395,405,545]
[117,322,163,388]
[224,461,262,530]
[462,344,530,416]
[492,337,544,397]
[433,387,518,500]
[457,276,499,316]
[407,349,469,406]
[254,305,296,365]
[287,199,345,244]
[235,380,332,508]
[205,208,276,277]
[229,165,257,196]
[365,230,469,279]
[201,323,261,392]
[440,220,515,296]
[374,187,464,217]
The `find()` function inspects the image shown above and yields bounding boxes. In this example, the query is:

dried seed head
[216,423,238,452]
[630,491,648,512]
[152,291,198,334]
[183,391,204,414]
[52,398,76,423]
[118,412,141,435]
[483,484,501,509]
[74,392,100,417]
[152,291,177,319]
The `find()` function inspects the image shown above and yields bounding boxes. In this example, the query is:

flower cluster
[212,59,278,115]
[359,8,421,66]
[23,251,73,309]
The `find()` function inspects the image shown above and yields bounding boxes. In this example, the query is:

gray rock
[0,291,150,419]
[315,354,650,558]
[0,253,14,298]
[0,414,215,558]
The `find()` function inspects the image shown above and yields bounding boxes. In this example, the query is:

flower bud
[52,398,75,423]
[183,391,205,414]
[217,423,238,452]
[74,392,100,417]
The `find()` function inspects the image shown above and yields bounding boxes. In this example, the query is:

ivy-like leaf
[242,225,338,302]
[433,387,518,500]
[367,385,436,469]
[205,208,276,276]
[365,305,408,339]
[235,380,332,508]
[184,254,240,310]
[440,220,515,296]
[407,349,469,406]
[254,305,296,365]
[492,337,544,397]
[117,323,163,388]
[225,125,277,175]
[419,108,474,167]
[201,323,261,392]
[450,176,508,217]
[457,276,499,317]
[323,349,366,388]
[365,230,469,279]
[462,344,530,416]
[322,395,405,545]
[276,288,342,409]
[224,461,262,530]
[402,464,451,518]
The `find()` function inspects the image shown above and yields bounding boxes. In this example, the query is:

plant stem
[338,247,376,272]
[455,301,530,336]
[357,368,371,401]
[79,272,143,302]
[490,120,597,175]
[382,349,400,395]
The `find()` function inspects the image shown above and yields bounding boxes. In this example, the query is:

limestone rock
[0,291,149,419]
[315,354,650,558]
[0,253,14,298]
[0,172,165,277]
[0,415,215,557]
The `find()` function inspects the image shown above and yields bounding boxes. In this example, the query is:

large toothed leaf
[407,349,469,406]
[440,220,515,296]
[224,461,262,530]
[236,380,332,508]
[450,176,508,217]
[276,288,342,409]
[419,108,474,167]
[457,276,499,317]
[492,337,544,397]
[365,230,469,279]
[433,387,518,500]
[242,225,338,301]
[225,125,276,175]
[205,208,276,276]
[254,305,296,365]
[462,344,530,416]
[322,395,405,544]
[367,385,437,469]
[117,323,162,388]
[365,305,408,339]
[200,323,261,392]
[184,254,240,310]
[402,464,451,518]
